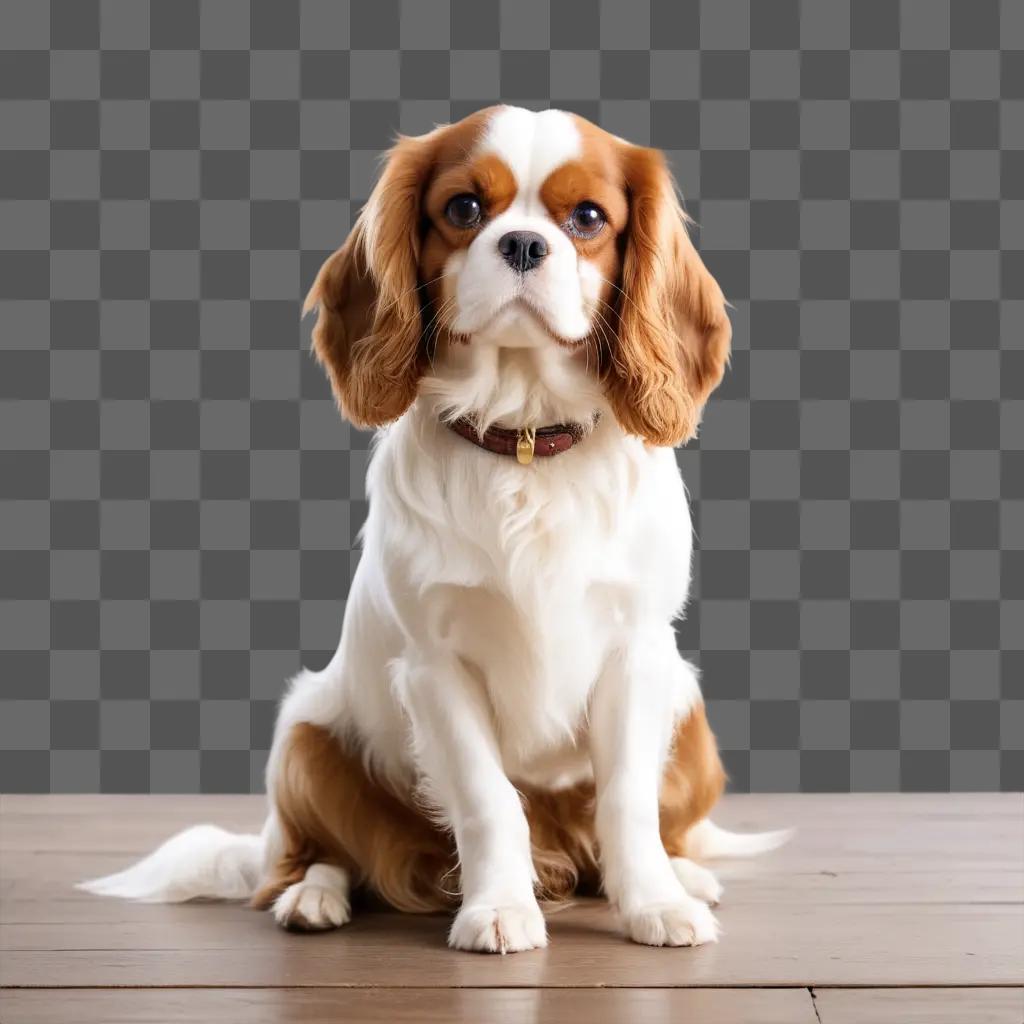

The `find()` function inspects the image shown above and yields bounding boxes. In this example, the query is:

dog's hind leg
[669,856,723,906]
[272,862,351,931]
[252,717,456,927]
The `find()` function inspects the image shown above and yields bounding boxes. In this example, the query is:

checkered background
[1,0,1021,794]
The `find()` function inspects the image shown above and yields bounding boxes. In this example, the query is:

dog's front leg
[591,628,719,947]
[397,657,546,953]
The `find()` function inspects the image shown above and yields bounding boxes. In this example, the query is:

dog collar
[447,417,591,465]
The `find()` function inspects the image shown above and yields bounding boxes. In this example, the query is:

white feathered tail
[77,824,263,903]
[687,819,794,860]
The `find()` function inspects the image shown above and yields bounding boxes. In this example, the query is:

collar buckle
[516,426,537,465]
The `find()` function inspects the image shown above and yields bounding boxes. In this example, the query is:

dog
[82,105,789,953]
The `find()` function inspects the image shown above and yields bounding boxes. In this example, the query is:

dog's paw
[449,900,548,954]
[670,857,723,906]
[623,898,719,947]
[273,864,351,932]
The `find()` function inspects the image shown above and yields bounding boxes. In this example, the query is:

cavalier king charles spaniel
[83,106,788,953]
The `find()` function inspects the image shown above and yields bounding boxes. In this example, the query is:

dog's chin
[459,299,590,350]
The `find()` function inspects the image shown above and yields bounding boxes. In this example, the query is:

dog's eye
[445,194,482,229]
[568,201,605,238]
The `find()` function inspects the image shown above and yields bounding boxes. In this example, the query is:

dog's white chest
[448,573,621,776]
[364,413,694,785]
[439,473,636,774]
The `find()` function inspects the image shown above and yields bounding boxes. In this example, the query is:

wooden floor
[1,794,1021,1023]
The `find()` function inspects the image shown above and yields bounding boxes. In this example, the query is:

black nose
[497,231,548,272]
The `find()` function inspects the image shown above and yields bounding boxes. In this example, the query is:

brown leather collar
[447,417,591,464]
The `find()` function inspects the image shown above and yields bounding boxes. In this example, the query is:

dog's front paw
[623,898,719,947]
[273,865,351,932]
[449,900,548,954]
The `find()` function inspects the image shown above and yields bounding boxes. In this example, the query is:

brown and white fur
[81,106,789,953]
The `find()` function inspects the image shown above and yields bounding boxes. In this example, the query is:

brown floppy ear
[304,134,433,428]
[605,146,732,447]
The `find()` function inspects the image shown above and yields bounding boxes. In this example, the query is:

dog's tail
[686,818,794,860]
[77,824,263,903]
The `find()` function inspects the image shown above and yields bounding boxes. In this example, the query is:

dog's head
[306,105,731,446]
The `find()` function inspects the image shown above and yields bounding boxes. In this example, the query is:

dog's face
[306,105,731,447]
[422,107,622,347]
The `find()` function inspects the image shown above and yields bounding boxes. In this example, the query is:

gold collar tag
[516,427,536,465]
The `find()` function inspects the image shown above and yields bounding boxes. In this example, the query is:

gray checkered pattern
[1,0,1021,794]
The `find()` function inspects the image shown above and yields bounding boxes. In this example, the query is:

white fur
[451,106,598,343]
[273,863,351,930]
[81,107,787,952]
[77,825,262,902]
[670,857,724,906]
[685,819,796,860]
[590,632,717,945]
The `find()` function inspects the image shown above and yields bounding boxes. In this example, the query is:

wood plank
[1,902,1019,987]
[0,987,819,1024]
[3,793,1021,853]
[3,792,1021,900]
[3,793,1022,887]
[814,987,1024,1024]
[0,794,266,854]
[4,849,1020,914]
[2,794,1021,989]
